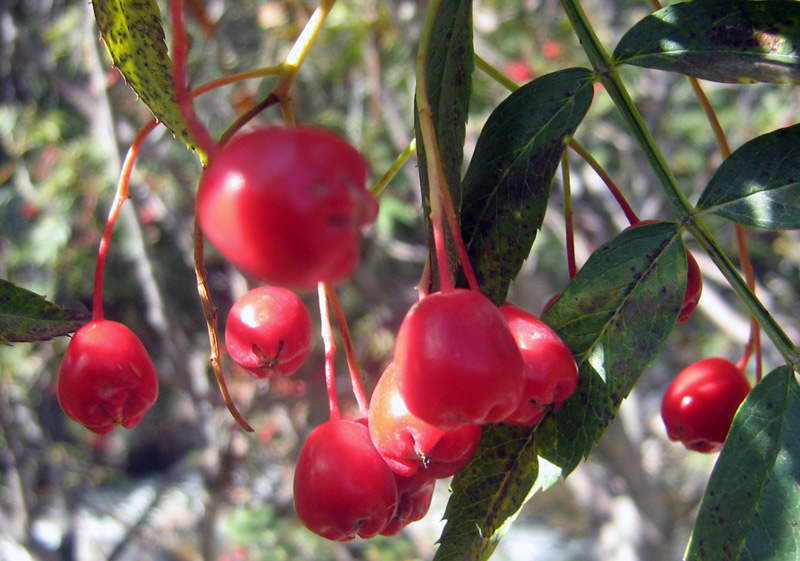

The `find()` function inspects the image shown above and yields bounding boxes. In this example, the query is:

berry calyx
[368,363,482,478]
[380,472,436,536]
[57,320,159,434]
[293,419,398,541]
[197,126,378,290]
[394,289,524,430]
[225,286,312,377]
[499,305,579,426]
[661,357,751,453]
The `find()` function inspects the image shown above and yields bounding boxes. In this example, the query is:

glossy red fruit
[225,286,312,377]
[394,289,524,430]
[499,305,579,426]
[661,357,751,453]
[369,363,481,478]
[197,126,378,290]
[293,419,398,541]
[677,251,702,323]
[380,472,436,536]
[57,320,159,434]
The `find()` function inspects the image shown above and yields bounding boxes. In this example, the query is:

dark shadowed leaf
[537,221,684,474]
[433,222,683,561]
[686,366,800,561]
[0,280,89,343]
[613,0,800,84]
[93,0,205,157]
[460,68,594,305]
[696,125,800,229]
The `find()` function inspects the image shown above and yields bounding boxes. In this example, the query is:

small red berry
[505,60,535,82]
[394,289,524,430]
[661,357,751,453]
[368,363,481,478]
[499,305,579,426]
[380,472,436,536]
[57,320,159,434]
[225,286,312,377]
[542,40,561,60]
[293,419,398,541]
[197,126,378,290]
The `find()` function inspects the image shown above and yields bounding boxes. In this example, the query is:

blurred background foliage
[0,1,798,560]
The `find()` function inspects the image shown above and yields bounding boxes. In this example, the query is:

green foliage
[613,0,800,84]
[460,68,594,305]
[0,279,89,343]
[697,124,800,230]
[686,366,800,561]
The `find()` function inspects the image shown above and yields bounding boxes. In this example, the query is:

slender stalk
[370,139,417,197]
[189,66,283,99]
[192,220,254,432]
[318,282,341,420]
[561,151,577,279]
[218,94,280,147]
[93,119,158,321]
[559,0,799,367]
[325,284,369,414]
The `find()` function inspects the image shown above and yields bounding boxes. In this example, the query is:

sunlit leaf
[0,279,89,343]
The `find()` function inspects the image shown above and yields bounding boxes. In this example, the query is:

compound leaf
[460,67,594,305]
[686,366,800,561]
[0,280,89,343]
[613,0,800,84]
[93,0,205,158]
[697,125,800,230]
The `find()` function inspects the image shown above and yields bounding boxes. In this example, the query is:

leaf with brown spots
[0,280,89,343]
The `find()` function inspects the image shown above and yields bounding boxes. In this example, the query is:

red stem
[430,194,454,292]
[438,189,480,291]
[92,119,159,321]
[317,282,341,420]
[325,284,369,414]
[169,0,217,158]
[735,224,762,380]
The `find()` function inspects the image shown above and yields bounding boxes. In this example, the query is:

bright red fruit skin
[293,419,398,541]
[677,251,702,323]
[225,286,312,377]
[499,305,579,426]
[661,357,751,453]
[369,363,482,477]
[57,320,159,434]
[380,472,436,536]
[197,127,378,290]
[394,289,524,430]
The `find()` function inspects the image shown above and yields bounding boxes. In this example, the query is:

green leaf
[696,125,800,230]
[613,0,800,84]
[415,0,473,210]
[538,221,684,474]
[433,222,683,561]
[460,68,594,305]
[93,0,205,157]
[0,280,90,343]
[686,366,800,561]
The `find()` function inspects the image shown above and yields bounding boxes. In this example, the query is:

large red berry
[380,472,436,536]
[394,289,524,430]
[197,126,378,290]
[225,286,312,377]
[57,320,159,434]
[499,304,579,426]
[368,363,481,478]
[293,419,398,541]
[661,357,751,453]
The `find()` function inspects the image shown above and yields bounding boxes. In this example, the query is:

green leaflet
[0,279,89,343]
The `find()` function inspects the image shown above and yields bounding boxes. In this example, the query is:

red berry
[197,126,378,290]
[499,305,579,426]
[542,40,561,60]
[57,320,159,434]
[677,251,702,323]
[661,357,750,453]
[368,363,481,478]
[505,60,535,82]
[380,472,436,536]
[293,419,398,541]
[225,286,312,377]
[394,289,524,430]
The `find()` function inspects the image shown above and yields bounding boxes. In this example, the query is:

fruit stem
[188,66,284,99]
[192,219,254,432]
[317,282,341,420]
[370,139,417,197]
[218,94,280,147]
[561,151,577,280]
[169,0,217,161]
[325,283,369,414]
[93,119,158,322]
